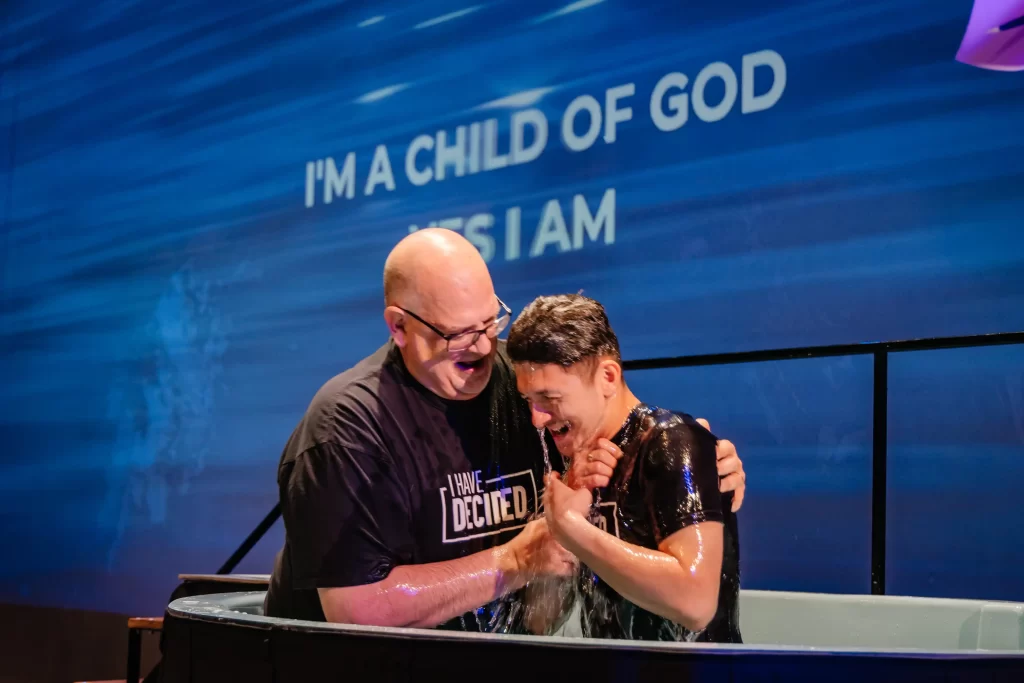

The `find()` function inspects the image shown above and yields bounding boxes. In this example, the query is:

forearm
[320,546,522,628]
[554,512,714,630]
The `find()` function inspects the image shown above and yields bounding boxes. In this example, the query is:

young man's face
[515,360,614,457]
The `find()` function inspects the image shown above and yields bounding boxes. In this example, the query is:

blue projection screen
[1,0,1023,615]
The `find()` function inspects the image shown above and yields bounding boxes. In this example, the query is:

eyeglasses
[399,297,512,353]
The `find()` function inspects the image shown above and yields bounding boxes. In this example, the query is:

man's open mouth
[549,421,571,439]
[454,357,486,372]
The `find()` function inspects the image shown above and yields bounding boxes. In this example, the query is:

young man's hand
[565,439,623,490]
[543,472,593,545]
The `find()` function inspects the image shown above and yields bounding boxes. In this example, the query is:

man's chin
[451,363,493,398]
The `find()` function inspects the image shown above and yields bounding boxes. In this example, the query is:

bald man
[263,229,747,632]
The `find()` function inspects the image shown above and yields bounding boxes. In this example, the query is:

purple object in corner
[956,0,1024,71]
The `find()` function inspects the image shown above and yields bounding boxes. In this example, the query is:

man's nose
[531,405,551,430]
[469,332,493,356]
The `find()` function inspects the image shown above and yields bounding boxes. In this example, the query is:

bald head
[383,228,491,311]
[382,228,501,400]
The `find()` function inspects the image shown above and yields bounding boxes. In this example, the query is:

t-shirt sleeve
[281,441,414,590]
[641,422,724,542]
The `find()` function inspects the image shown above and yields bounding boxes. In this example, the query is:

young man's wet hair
[506,293,621,368]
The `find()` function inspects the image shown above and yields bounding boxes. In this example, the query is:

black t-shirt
[264,341,557,631]
[578,403,742,643]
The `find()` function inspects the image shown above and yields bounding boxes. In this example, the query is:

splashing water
[492,427,580,635]
[477,427,620,638]
[538,428,553,477]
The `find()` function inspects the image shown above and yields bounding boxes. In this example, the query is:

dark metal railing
[217,503,283,575]
[220,330,1024,595]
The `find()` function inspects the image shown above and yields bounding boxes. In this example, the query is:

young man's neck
[598,384,641,442]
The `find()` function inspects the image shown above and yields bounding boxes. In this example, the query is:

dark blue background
[1,0,1022,616]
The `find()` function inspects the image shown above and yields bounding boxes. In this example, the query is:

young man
[507,293,742,642]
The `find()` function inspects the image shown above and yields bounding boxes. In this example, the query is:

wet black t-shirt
[579,403,742,642]
[264,341,556,631]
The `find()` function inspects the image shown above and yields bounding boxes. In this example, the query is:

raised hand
[565,438,623,490]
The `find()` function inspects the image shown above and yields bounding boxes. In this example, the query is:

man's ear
[383,307,408,347]
[597,359,621,397]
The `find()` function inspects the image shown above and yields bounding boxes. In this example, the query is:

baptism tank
[157,586,1024,682]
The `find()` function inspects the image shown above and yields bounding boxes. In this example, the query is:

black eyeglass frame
[398,297,512,353]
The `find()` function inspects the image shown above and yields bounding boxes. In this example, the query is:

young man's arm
[544,421,726,631]
[544,482,722,631]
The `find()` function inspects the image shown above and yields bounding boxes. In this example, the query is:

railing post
[871,351,888,595]
[217,503,282,575]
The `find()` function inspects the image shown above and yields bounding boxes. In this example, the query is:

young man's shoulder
[635,404,731,529]
[641,405,715,440]
[636,405,718,466]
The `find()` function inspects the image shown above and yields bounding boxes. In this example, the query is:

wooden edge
[176,573,271,584]
[127,617,164,630]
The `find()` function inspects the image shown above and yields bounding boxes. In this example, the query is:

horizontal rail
[621,331,1024,371]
